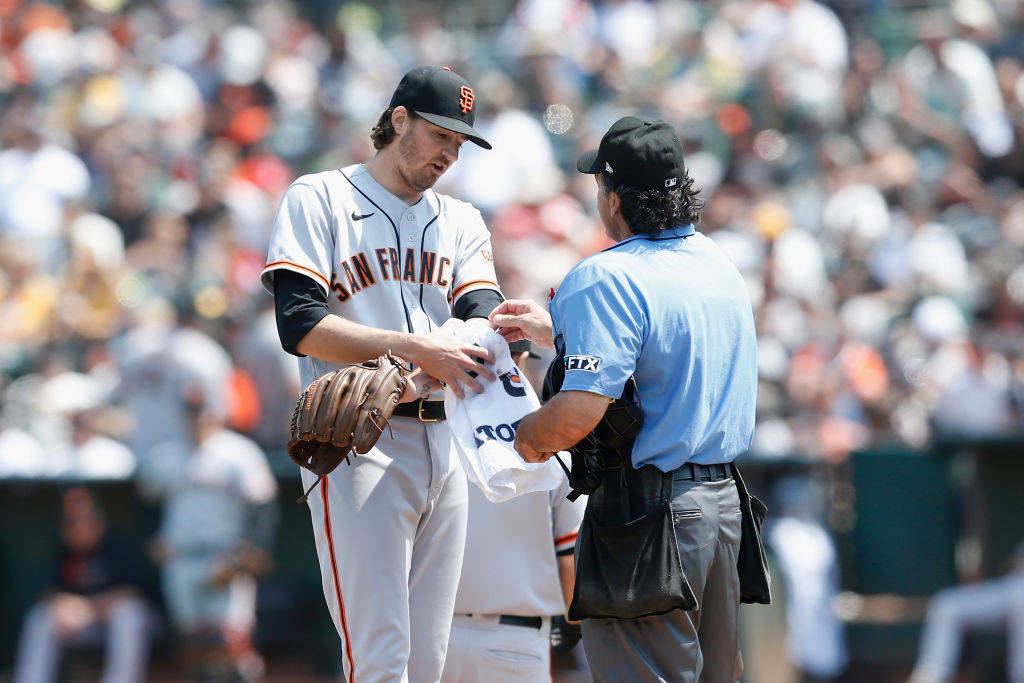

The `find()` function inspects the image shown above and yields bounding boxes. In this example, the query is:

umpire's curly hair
[600,170,703,235]
[371,107,420,150]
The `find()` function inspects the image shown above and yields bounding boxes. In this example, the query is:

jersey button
[406,214,414,221]
[408,234,415,242]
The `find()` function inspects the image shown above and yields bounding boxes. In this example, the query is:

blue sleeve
[550,259,647,399]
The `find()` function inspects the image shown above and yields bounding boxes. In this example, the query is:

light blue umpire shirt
[549,223,757,471]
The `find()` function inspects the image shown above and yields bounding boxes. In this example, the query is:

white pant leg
[304,417,438,683]
[164,555,234,633]
[913,577,1020,681]
[1007,575,1024,682]
[408,424,467,682]
[13,603,61,683]
[441,615,550,683]
[224,573,258,634]
[163,556,204,632]
[100,596,152,683]
[440,621,465,683]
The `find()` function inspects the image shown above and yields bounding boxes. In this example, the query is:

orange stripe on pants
[322,477,356,682]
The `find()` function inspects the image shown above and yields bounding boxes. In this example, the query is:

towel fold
[440,320,562,502]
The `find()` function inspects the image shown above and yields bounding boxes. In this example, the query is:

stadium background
[1,0,1023,679]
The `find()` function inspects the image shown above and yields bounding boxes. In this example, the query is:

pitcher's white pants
[303,416,467,683]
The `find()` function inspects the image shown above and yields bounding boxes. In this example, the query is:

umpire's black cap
[577,116,685,190]
[389,66,491,149]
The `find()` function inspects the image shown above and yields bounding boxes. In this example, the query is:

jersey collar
[602,223,695,252]
[356,164,431,213]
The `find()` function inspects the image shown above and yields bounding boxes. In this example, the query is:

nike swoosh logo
[351,211,374,221]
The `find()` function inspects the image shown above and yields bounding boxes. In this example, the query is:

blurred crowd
[2,0,1024,485]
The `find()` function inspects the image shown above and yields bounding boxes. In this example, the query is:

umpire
[490,116,762,681]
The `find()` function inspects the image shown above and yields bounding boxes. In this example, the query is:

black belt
[392,399,446,422]
[459,614,543,629]
[674,462,731,482]
[499,615,543,629]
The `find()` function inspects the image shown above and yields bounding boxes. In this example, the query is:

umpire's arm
[515,391,611,463]
[488,298,612,462]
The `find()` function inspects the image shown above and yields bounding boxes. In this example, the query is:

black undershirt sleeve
[453,288,503,322]
[508,338,530,355]
[273,276,530,358]
[454,288,530,356]
[273,269,332,357]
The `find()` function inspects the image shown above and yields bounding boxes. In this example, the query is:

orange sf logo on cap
[459,86,474,114]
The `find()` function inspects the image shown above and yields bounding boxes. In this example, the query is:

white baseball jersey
[115,323,231,459]
[140,428,278,554]
[456,472,585,617]
[260,164,501,388]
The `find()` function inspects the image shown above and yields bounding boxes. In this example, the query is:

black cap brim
[576,148,602,174]
[416,111,492,149]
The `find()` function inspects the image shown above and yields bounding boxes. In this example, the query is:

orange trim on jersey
[554,532,578,547]
[321,478,356,683]
[451,279,499,301]
[264,261,330,290]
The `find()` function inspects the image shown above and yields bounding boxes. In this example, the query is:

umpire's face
[595,174,627,240]
[394,107,467,192]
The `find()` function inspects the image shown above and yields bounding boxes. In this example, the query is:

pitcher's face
[395,116,467,193]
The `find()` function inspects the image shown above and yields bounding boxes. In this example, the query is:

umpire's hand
[489,299,555,349]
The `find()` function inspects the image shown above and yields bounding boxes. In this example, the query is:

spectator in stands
[46,407,136,480]
[1,0,1021,464]
[12,487,153,683]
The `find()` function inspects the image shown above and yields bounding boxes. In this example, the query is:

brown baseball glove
[288,353,409,502]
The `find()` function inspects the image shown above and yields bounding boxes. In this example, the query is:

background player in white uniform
[262,67,513,682]
[114,300,232,461]
[138,385,278,680]
[442,468,585,683]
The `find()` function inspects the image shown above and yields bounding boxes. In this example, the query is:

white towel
[440,320,562,503]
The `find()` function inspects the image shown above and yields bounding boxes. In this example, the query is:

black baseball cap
[389,66,491,149]
[577,116,685,190]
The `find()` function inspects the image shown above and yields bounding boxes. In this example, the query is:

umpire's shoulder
[557,249,631,299]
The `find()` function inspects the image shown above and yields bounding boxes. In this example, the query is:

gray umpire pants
[582,467,743,683]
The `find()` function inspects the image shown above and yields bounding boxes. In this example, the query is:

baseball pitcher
[262,66,506,682]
